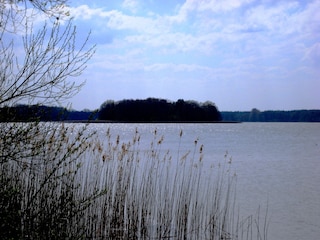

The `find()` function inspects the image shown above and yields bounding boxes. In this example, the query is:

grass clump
[0,123,268,239]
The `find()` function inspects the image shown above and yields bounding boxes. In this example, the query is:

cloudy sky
[65,0,319,111]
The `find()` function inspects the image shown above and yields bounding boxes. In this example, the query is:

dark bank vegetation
[221,108,320,122]
[2,103,319,123]
[0,98,222,122]
[0,104,97,122]
[99,98,222,122]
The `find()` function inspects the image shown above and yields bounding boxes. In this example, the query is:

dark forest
[98,98,221,122]
[1,100,320,122]
[221,108,320,122]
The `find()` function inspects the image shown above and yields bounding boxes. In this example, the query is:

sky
[43,1,320,110]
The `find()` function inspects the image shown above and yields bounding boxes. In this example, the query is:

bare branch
[1,0,95,106]
[0,19,95,106]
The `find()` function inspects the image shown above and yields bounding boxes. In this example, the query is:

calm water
[88,122,320,240]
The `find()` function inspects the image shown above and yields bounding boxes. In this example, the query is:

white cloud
[69,5,102,19]
[198,0,254,12]
[244,2,301,34]
[244,0,320,36]
[122,0,139,13]
[177,0,253,17]
[69,5,170,35]
[296,0,320,34]
[68,2,320,110]
[4,0,319,110]
[125,32,207,52]
[143,63,212,72]
[303,42,320,67]
[104,10,166,34]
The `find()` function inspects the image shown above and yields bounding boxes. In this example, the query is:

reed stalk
[0,123,268,239]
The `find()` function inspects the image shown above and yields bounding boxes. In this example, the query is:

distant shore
[62,120,241,124]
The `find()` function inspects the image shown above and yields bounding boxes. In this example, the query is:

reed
[0,123,268,239]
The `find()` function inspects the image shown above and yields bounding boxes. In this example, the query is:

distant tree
[249,108,261,122]
[202,101,221,121]
[175,99,186,120]
[98,98,221,122]
[221,110,320,122]
[99,100,116,120]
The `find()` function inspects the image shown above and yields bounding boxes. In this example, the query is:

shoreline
[62,120,242,124]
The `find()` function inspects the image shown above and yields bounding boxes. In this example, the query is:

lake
[85,122,320,240]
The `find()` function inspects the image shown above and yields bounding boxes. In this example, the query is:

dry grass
[0,123,268,239]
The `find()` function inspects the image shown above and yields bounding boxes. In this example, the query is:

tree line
[0,98,222,122]
[2,104,320,122]
[98,98,222,122]
[221,108,320,122]
[0,105,96,122]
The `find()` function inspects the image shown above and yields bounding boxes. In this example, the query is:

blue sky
[59,1,320,110]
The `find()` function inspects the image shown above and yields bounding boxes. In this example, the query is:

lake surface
[87,122,320,240]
